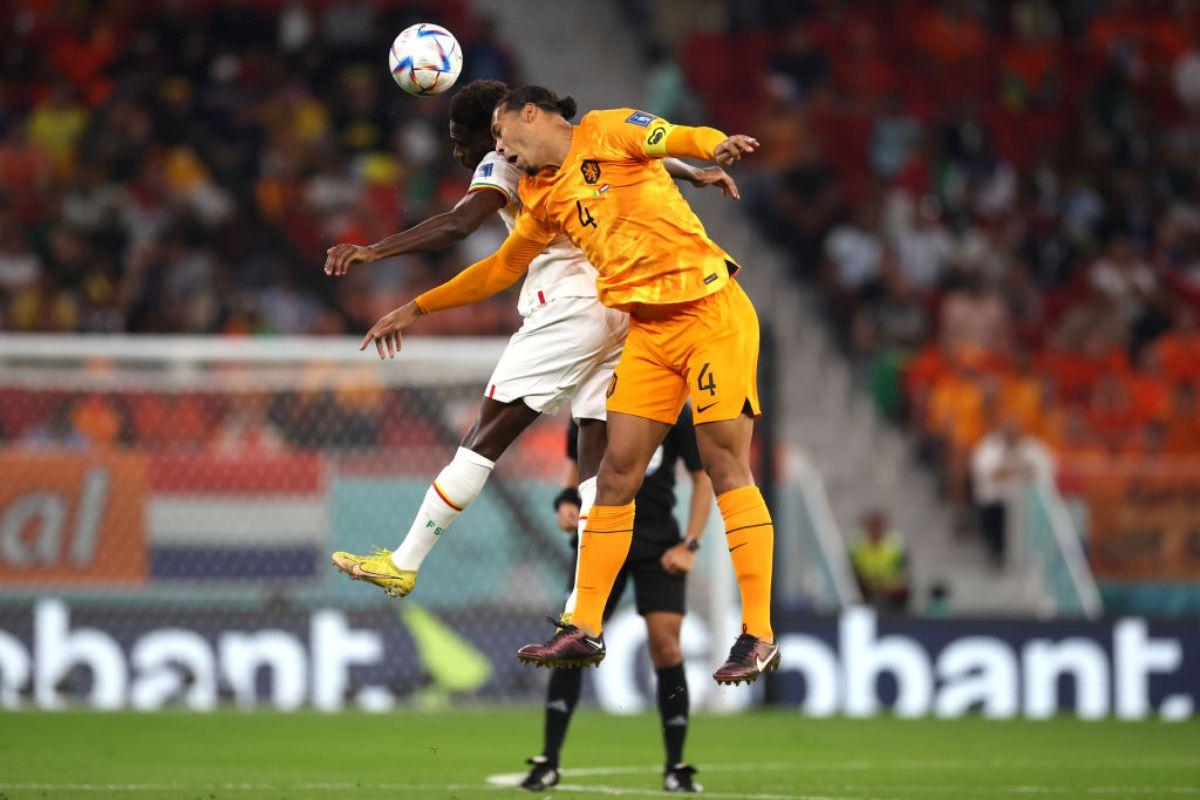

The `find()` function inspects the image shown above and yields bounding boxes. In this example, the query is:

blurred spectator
[939,272,1013,357]
[850,509,911,613]
[923,581,952,617]
[970,420,1055,566]
[890,195,954,292]
[767,23,829,101]
[643,41,701,123]
[822,202,883,295]
[1087,234,1158,329]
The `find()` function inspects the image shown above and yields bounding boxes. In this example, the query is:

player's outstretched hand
[713,134,759,167]
[360,302,422,359]
[325,243,377,276]
[691,166,741,200]
[660,542,696,576]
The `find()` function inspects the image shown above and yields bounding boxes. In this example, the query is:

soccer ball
[388,23,463,97]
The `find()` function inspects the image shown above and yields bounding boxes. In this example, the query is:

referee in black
[520,405,712,794]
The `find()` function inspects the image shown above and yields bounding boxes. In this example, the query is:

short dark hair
[448,79,510,132]
[497,85,577,121]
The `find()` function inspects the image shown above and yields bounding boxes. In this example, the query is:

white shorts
[485,295,628,421]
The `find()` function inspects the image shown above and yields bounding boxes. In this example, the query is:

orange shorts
[606,278,762,425]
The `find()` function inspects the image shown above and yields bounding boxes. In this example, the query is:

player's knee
[595,452,644,504]
[595,468,639,505]
[647,634,682,668]
[702,451,753,496]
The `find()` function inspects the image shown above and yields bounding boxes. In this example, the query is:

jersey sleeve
[468,152,520,205]
[512,199,557,246]
[586,108,668,161]
[674,405,704,472]
[587,108,726,161]
[413,221,552,314]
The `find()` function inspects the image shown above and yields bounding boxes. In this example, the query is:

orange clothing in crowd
[71,396,121,445]
[997,373,1043,432]
[1153,331,1200,385]
[927,373,987,451]
[1128,373,1171,423]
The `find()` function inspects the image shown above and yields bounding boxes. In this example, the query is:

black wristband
[553,487,582,512]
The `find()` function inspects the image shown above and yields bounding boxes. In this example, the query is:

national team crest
[580,160,601,185]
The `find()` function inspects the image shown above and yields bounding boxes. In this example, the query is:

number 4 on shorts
[697,362,716,396]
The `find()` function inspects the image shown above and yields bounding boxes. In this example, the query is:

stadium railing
[1020,483,1103,618]
[780,451,861,610]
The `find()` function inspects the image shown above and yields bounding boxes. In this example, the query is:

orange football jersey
[514,108,735,311]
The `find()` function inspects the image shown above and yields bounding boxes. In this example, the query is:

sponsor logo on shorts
[625,111,654,127]
[697,401,718,414]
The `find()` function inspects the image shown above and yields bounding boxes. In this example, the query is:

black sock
[655,662,688,767]
[542,667,583,766]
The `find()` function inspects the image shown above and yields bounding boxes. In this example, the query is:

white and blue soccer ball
[388,23,463,97]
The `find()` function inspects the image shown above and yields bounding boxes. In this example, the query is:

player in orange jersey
[361,86,778,685]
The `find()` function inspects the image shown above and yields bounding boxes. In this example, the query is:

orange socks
[718,486,775,640]
[571,502,635,636]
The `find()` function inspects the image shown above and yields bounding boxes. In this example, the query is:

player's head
[492,85,577,175]
[448,79,509,168]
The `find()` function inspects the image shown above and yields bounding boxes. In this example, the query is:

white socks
[562,476,598,617]
[391,447,495,571]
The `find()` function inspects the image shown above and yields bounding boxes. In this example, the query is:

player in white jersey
[324,80,737,599]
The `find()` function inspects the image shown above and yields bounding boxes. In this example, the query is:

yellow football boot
[330,548,416,599]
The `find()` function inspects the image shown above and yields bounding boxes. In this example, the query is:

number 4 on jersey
[576,200,597,229]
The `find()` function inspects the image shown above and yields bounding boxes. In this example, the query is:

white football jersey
[469,151,598,317]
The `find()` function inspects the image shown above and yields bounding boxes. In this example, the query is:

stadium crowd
[0,0,519,338]
[664,0,1200,487]
[6,0,1200,477]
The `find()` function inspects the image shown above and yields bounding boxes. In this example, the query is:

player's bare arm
[662,158,741,199]
[661,469,713,576]
[325,189,506,276]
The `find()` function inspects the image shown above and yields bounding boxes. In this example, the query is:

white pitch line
[554,785,878,800]
[487,757,1200,785]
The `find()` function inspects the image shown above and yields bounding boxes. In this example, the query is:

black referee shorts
[566,532,686,619]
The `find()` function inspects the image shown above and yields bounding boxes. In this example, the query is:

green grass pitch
[1,710,1197,799]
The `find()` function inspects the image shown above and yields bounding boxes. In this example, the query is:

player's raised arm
[598,109,758,168]
[648,123,758,167]
[359,220,552,359]
[324,189,506,276]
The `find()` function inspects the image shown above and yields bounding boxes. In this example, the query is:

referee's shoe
[518,756,559,791]
[664,763,703,793]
